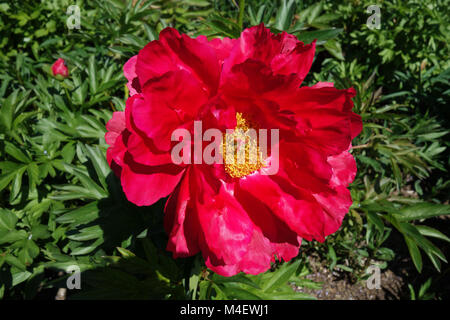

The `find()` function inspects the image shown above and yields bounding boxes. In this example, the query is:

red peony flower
[51,58,69,77]
[106,24,362,276]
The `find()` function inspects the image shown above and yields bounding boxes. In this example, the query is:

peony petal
[270,37,316,82]
[239,173,327,242]
[164,167,201,257]
[121,153,185,206]
[105,111,127,176]
[313,185,352,236]
[131,70,208,151]
[236,186,301,262]
[312,148,357,236]
[222,59,300,100]
[196,181,254,266]
[208,37,237,65]
[275,85,361,156]
[126,132,175,166]
[105,111,126,147]
[295,108,353,155]
[136,28,221,95]
[279,141,333,189]
[123,55,140,95]
[327,147,358,187]
[350,112,363,139]
[222,24,315,84]
[233,229,274,275]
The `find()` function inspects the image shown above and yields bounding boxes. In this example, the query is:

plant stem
[351,143,371,150]
[238,0,245,31]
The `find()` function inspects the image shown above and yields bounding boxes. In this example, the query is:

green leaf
[323,39,344,60]
[297,28,343,44]
[10,165,26,201]
[27,162,39,190]
[141,238,158,265]
[367,211,385,234]
[0,170,17,192]
[5,254,27,271]
[14,239,40,265]
[0,229,27,244]
[4,142,30,163]
[116,247,136,258]
[328,245,337,270]
[274,0,296,31]
[263,291,315,300]
[306,1,323,24]
[0,90,18,131]
[416,225,450,243]
[211,273,261,290]
[184,0,211,7]
[69,238,104,255]
[357,154,383,172]
[398,222,445,259]
[82,144,110,189]
[31,224,51,240]
[394,203,450,221]
[67,225,103,241]
[0,208,18,231]
[404,236,422,273]
[262,260,300,292]
[59,164,108,199]
[55,201,100,225]
[88,55,97,94]
[220,283,263,300]
[12,270,32,287]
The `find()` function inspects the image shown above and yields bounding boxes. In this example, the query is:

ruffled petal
[239,173,326,242]
[121,153,185,206]
[275,84,361,156]
[164,167,200,257]
[105,111,127,176]
[236,185,301,262]
[311,148,357,236]
[208,37,237,65]
[222,24,315,84]
[278,141,333,193]
[221,59,300,100]
[196,180,254,267]
[131,70,208,151]
[126,132,175,166]
[105,111,126,148]
[212,229,273,276]
[123,55,140,95]
[313,185,352,236]
[136,28,221,95]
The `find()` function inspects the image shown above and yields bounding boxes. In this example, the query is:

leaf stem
[352,143,371,150]
[238,0,245,31]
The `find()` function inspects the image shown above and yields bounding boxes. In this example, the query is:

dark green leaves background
[0,0,449,300]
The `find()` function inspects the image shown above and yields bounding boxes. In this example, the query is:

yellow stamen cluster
[222,113,265,179]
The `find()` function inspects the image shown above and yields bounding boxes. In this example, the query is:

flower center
[222,113,265,178]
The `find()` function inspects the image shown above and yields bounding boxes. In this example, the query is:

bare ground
[293,256,404,300]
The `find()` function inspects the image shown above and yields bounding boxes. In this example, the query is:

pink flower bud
[51,58,69,77]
